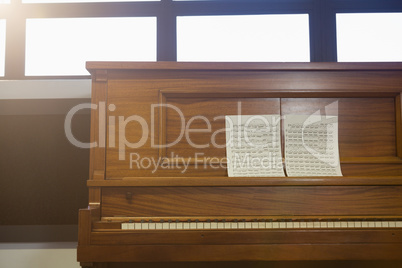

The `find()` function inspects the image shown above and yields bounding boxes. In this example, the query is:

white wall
[0,80,91,99]
[0,242,80,268]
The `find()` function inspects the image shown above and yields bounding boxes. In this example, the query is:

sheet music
[284,114,342,177]
[225,115,285,177]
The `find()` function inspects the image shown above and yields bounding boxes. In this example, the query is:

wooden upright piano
[78,62,402,267]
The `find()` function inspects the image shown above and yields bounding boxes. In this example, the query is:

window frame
[0,0,402,79]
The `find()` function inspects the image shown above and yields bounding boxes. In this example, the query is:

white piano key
[347,222,355,228]
[313,222,320,228]
[217,222,225,229]
[252,222,259,229]
[280,222,287,229]
[176,222,183,229]
[361,221,369,228]
[396,221,402,227]
[231,222,238,229]
[121,223,128,230]
[162,222,170,229]
[266,222,273,228]
[141,222,149,230]
[224,222,231,229]
[334,222,341,228]
[354,221,362,228]
[210,222,218,229]
[300,222,307,228]
[327,222,334,228]
[286,222,293,228]
[381,221,389,228]
[320,222,327,228]
[293,222,300,228]
[134,223,142,230]
[148,222,156,229]
[368,221,375,228]
[190,222,197,229]
[204,222,211,229]
[183,222,190,229]
[340,221,348,228]
[272,222,279,229]
[196,222,204,229]
[258,222,265,229]
[306,222,314,228]
[238,222,245,229]
[375,221,382,228]
[155,223,163,230]
[169,222,176,230]
[389,221,396,228]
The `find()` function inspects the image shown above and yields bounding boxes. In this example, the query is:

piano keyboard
[121,219,402,230]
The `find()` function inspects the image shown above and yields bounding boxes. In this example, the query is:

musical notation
[225,115,285,177]
[225,114,342,177]
[284,114,342,177]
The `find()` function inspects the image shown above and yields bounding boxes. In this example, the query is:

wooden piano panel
[90,229,402,246]
[165,97,280,158]
[105,95,399,177]
[281,98,396,157]
[340,164,402,176]
[102,66,402,178]
[105,78,161,179]
[101,186,402,217]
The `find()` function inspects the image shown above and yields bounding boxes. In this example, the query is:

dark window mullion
[174,0,312,16]
[332,0,402,13]
[310,0,337,62]
[157,0,176,61]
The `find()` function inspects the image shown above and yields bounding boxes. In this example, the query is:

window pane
[0,20,5,76]
[177,14,310,62]
[25,17,156,76]
[23,0,158,3]
[337,13,402,62]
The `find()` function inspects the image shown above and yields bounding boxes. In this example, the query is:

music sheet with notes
[284,114,343,177]
[225,115,285,177]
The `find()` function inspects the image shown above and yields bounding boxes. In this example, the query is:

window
[337,13,402,62]
[25,17,157,76]
[1,0,402,79]
[177,14,310,62]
